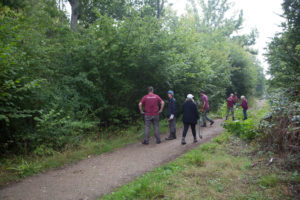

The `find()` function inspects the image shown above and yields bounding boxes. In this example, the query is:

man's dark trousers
[168,118,176,138]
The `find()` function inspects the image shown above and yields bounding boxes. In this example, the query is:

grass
[0,118,179,186]
[100,132,297,200]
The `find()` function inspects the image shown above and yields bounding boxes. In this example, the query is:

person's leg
[143,116,151,144]
[171,118,176,138]
[166,119,173,140]
[204,110,214,125]
[231,107,235,120]
[191,123,197,142]
[226,107,230,120]
[166,118,176,140]
[181,123,189,144]
[153,115,160,143]
[202,111,207,126]
[243,109,247,120]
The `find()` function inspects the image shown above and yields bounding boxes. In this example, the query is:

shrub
[223,119,257,140]
[257,93,300,155]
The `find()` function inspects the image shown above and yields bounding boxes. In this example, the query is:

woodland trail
[0,119,224,200]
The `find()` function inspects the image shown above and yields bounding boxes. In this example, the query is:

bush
[258,93,300,153]
[257,92,300,170]
[223,119,257,140]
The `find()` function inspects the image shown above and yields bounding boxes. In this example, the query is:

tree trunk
[68,0,79,30]
[156,0,164,19]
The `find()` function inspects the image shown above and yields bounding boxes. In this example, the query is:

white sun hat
[187,94,194,99]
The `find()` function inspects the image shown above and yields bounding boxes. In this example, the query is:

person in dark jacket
[166,90,177,140]
[240,95,248,120]
[181,94,200,145]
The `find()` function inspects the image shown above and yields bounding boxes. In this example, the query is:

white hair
[241,95,245,99]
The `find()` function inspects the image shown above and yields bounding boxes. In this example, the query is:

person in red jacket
[240,95,248,120]
[200,91,214,127]
[233,92,238,105]
[226,93,235,120]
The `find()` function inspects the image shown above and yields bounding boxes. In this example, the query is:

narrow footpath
[0,119,224,200]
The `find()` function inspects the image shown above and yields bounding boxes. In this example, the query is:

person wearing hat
[181,94,200,145]
[166,90,177,140]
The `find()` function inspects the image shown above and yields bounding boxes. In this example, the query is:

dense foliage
[0,0,264,155]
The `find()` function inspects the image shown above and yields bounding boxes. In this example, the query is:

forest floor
[0,119,224,200]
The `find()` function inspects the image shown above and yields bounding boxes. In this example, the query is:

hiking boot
[165,135,175,140]
[232,117,235,121]
[193,137,198,143]
[210,121,214,126]
[156,140,161,144]
[201,123,207,127]
[142,140,149,145]
[181,138,186,145]
[172,133,177,139]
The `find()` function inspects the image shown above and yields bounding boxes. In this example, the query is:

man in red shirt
[226,93,235,120]
[139,86,165,144]
[200,91,214,127]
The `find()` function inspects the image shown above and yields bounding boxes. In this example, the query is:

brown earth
[0,119,224,200]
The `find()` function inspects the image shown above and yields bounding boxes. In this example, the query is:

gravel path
[0,119,224,200]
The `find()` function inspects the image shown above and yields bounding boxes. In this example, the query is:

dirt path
[0,119,224,200]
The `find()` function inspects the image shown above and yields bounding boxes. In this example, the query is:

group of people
[226,92,248,121]
[138,86,214,145]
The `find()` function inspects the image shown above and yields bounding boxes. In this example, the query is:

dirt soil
[0,119,224,200]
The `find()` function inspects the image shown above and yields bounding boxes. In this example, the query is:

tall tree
[156,0,165,19]
[266,0,300,94]
[187,0,243,35]
[68,0,79,30]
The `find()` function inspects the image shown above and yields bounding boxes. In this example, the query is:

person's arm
[138,102,144,114]
[159,100,165,113]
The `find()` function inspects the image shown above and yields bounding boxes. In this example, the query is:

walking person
[240,95,248,120]
[181,94,200,145]
[166,90,177,140]
[200,91,214,127]
[139,86,165,144]
[226,93,235,120]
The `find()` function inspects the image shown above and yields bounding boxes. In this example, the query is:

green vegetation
[259,0,300,170]
[0,0,265,157]
[223,100,270,140]
[100,132,297,200]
